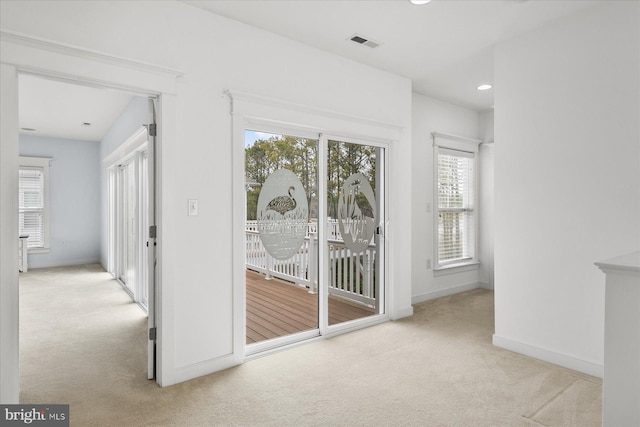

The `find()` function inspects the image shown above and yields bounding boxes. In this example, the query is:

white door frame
[106,127,155,378]
[229,90,397,360]
[0,31,182,400]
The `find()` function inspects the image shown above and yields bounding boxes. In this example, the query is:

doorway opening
[17,73,158,392]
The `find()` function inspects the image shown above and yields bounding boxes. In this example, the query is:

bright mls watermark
[1,405,69,426]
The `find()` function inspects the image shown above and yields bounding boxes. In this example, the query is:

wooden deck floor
[246,270,374,344]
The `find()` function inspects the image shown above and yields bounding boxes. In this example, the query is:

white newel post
[362,251,371,297]
[265,254,273,280]
[308,233,317,294]
[595,251,640,427]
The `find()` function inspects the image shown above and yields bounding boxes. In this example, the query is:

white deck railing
[246,220,341,240]
[246,222,376,308]
[327,241,376,307]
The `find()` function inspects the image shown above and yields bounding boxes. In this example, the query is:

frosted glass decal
[257,169,309,260]
[337,173,376,253]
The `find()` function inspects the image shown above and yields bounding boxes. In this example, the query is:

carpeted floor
[19,264,602,426]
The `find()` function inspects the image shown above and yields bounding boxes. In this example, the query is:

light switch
[188,199,199,216]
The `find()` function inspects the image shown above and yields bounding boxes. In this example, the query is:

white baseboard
[492,334,603,378]
[479,281,493,290]
[27,258,101,269]
[411,282,482,305]
[391,305,414,320]
[172,353,240,385]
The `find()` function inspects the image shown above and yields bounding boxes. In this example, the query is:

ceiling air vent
[349,34,380,49]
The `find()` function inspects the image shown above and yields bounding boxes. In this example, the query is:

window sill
[434,261,479,277]
[28,248,49,254]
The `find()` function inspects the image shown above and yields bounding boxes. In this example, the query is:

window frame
[432,132,480,272]
[18,156,51,253]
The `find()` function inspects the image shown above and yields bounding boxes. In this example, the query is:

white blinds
[19,167,45,248]
[437,148,475,265]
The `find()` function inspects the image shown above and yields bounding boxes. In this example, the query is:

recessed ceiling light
[20,127,36,132]
[410,0,432,4]
[81,122,92,127]
[477,84,493,91]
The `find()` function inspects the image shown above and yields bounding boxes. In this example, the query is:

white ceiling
[17,0,604,139]
[183,0,605,111]
[19,74,134,142]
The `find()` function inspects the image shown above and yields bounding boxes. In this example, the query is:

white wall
[494,1,640,377]
[478,110,494,288]
[0,0,412,386]
[411,93,483,303]
[19,135,101,268]
[99,96,150,269]
[0,63,20,403]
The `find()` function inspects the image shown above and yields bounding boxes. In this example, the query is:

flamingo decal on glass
[266,186,297,216]
[257,169,308,260]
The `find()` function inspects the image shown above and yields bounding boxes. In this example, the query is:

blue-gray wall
[18,96,149,269]
[20,135,100,268]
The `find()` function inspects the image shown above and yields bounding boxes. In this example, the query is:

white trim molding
[103,126,149,168]
[173,354,239,385]
[434,261,480,276]
[493,334,603,378]
[227,89,404,134]
[390,306,414,320]
[412,281,482,305]
[432,131,482,152]
[0,35,180,393]
[1,30,183,78]
[0,29,183,96]
[227,88,408,363]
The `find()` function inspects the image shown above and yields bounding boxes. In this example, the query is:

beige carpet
[19,265,602,426]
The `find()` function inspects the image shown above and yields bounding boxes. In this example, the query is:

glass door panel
[245,130,319,345]
[125,161,137,295]
[139,152,149,309]
[115,160,138,299]
[326,139,384,326]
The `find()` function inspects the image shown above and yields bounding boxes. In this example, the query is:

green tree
[245,135,318,220]
[245,135,377,221]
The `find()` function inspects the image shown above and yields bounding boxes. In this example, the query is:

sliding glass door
[110,149,150,311]
[245,130,319,348]
[325,138,385,327]
[117,160,137,295]
[244,129,386,352]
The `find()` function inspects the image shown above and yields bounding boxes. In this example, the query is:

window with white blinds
[437,147,475,266]
[432,131,481,270]
[19,157,50,250]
